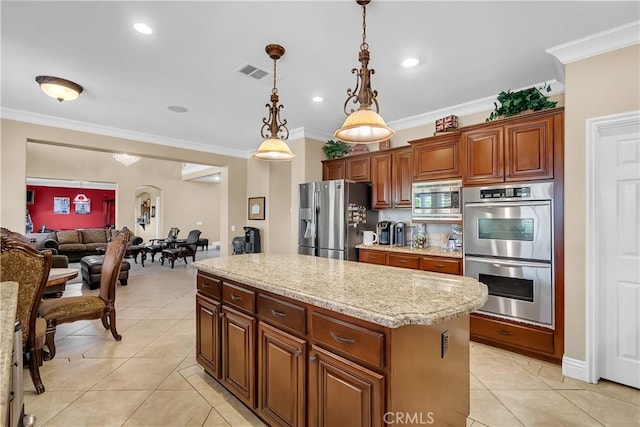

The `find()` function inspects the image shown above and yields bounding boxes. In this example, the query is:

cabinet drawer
[311,312,384,368]
[359,249,387,265]
[388,254,420,270]
[471,314,554,354]
[197,272,222,299]
[257,294,306,335]
[222,283,256,313]
[420,257,462,275]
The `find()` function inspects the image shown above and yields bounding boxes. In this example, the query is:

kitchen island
[193,254,487,427]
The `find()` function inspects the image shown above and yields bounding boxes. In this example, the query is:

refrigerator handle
[312,188,319,242]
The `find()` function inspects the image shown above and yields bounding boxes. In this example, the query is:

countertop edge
[355,244,463,259]
[0,281,19,426]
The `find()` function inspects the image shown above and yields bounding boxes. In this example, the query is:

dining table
[47,268,79,287]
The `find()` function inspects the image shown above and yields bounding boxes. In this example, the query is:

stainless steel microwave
[412,180,462,221]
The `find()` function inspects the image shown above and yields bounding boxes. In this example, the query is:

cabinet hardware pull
[309,356,316,363]
[271,309,288,318]
[400,260,408,263]
[202,283,210,287]
[330,331,356,345]
[230,294,242,301]
[368,256,376,259]
[294,349,302,357]
[435,264,445,268]
[497,329,513,336]
[219,312,224,318]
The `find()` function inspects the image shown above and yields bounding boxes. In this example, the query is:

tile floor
[23,252,639,426]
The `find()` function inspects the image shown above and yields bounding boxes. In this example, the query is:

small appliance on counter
[394,222,406,246]
[377,221,395,245]
[243,226,261,253]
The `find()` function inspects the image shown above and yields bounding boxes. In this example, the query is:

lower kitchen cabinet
[221,306,256,408]
[421,256,462,275]
[196,294,221,378]
[258,321,306,427]
[308,345,384,427]
[359,248,462,275]
[470,313,555,356]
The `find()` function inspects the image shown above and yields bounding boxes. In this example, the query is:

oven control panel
[480,186,531,199]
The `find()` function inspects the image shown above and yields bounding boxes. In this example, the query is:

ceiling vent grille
[236,63,270,80]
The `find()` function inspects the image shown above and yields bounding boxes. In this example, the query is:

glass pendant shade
[334,108,395,144]
[252,136,296,161]
[35,76,83,102]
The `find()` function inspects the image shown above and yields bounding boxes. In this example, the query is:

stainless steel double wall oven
[463,182,554,327]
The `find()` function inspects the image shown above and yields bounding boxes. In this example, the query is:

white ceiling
[2,1,638,159]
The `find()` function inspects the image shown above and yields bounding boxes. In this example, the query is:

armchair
[160,229,201,268]
[145,227,180,262]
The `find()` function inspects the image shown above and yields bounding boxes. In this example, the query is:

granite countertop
[193,254,487,328]
[0,281,19,426]
[355,243,463,259]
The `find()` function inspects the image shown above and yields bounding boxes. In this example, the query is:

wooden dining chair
[0,231,52,394]
[38,227,130,360]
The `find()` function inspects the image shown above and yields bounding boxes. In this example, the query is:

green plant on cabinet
[322,139,350,159]
[487,83,557,121]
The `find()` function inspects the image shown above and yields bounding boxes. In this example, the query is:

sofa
[35,228,143,262]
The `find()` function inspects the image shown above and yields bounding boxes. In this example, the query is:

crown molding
[27,178,116,190]
[546,20,640,65]
[389,80,564,131]
[0,107,248,158]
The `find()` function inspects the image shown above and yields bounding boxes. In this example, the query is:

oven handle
[464,201,550,209]
[465,256,551,269]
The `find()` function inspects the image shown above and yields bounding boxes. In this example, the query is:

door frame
[585,110,640,383]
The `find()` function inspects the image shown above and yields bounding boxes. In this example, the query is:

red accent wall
[27,185,116,231]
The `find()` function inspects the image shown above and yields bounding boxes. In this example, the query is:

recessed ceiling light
[168,105,188,113]
[133,22,153,35]
[312,96,324,103]
[401,57,420,68]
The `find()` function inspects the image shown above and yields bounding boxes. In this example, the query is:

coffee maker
[377,221,395,245]
[243,226,261,253]
[394,222,406,246]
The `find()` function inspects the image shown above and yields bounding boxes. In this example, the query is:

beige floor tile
[33,357,128,391]
[121,318,180,336]
[49,334,107,359]
[23,390,84,425]
[145,305,193,320]
[53,320,96,339]
[115,306,160,320]
[584,380,640,406]
[470,373,486,390]
[185,370,230,407]
[158,370,194,390]
[493,389,602,426]
[469,390,523,426]
[472,357,550,390]
[83,334,159,358]
[73,318,141,336]
[466,417,474,426]
[167,319,197,335]
[134,333,195,358]
[43,390,151,427]
[215,398,266,427]
[559,390,640,426]
[203,409,232,427]
[123,390,211,427]
[92,357,183,390]
[178,363,204,378]
[177,355,198,371]
[469,421,489,427]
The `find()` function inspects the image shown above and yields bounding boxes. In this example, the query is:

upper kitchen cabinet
[410,134,461,181]
[370,146,413,209]
[322,154,371,182]
[462,109,562,186]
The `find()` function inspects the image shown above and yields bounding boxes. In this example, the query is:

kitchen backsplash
[377,209,462,248]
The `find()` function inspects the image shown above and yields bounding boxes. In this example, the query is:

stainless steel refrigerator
[298,179,378,260]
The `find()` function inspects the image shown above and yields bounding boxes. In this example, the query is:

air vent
[235,62,270,80]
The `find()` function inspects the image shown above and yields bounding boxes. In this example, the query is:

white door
[597,116,640,388]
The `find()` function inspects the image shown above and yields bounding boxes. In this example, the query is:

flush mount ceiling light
[334,0,395,144]
[252,44,296,161]
[133,22,153,35]
[112,153,141,167]
[35,75,83,102]
[401,57,420,68]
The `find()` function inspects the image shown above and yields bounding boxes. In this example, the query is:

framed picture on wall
[248,197,265,220]
[53,197,70,214]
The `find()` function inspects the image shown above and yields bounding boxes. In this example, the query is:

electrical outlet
[441,330,449,358]
[231,225,235,232]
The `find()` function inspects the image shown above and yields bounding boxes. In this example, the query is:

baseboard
[212,241,220,249]
[562,356,590,383]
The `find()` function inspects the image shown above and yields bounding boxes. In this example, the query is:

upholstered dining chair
[160,229,201,268]
[0,231,52,394]
[38,227,130,360]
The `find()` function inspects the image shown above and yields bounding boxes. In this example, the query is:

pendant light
[35,75,83,102]
[252,44,296,161]
[334,0,394,144]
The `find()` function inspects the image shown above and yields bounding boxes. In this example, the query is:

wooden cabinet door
[322,159,345,181]
[462,127,504,185]
[222,306,256,408]
[370,152,392,209]
[392,147,413,208]
[308,345,384,427]
[196,294,221,378]
[346,156,371,182]
[504,116,554,181]
[412,135,461,181]
[420,256,462,275]
[258,322,306,427]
